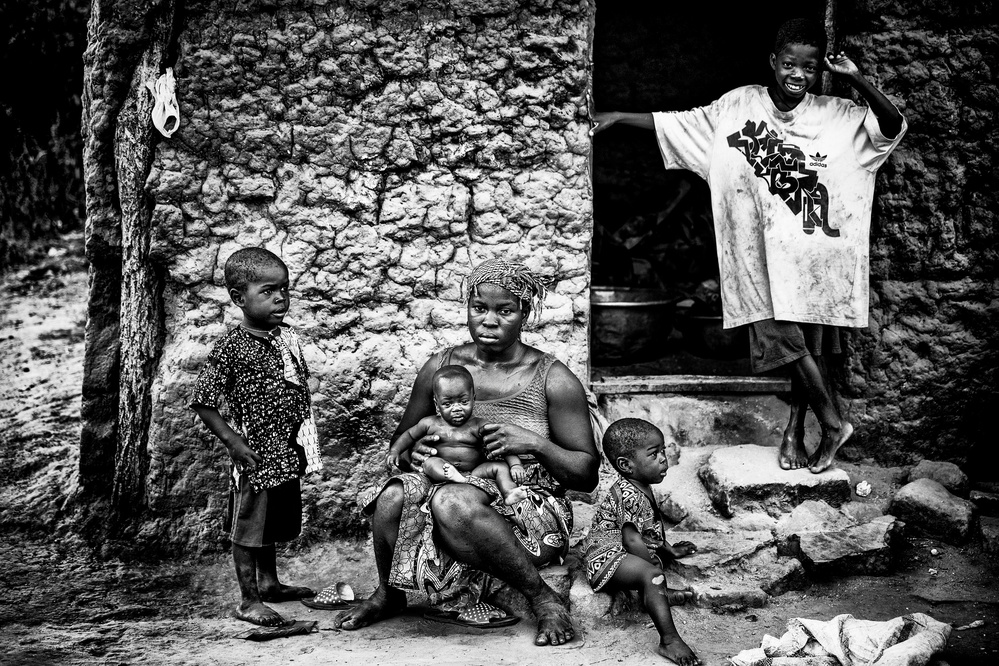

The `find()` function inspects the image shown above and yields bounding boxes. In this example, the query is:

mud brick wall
[144,0,594,551]
[837,1,997,469]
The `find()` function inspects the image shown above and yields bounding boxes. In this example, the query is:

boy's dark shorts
[749,319,843,373]
[224,476,302,548]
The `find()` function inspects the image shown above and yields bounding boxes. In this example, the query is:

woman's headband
[464,259,549,323]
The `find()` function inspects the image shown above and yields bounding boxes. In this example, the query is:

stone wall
[143,0,595,551]
[838,0,998,470]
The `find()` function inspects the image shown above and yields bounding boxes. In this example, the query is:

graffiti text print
[726,120,839,237]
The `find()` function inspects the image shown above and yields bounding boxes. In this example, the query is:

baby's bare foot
[504,486,529,506]
[441,464,467,483]
[809,421,853,474]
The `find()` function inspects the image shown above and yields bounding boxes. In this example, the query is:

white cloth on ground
[729,612,951,666]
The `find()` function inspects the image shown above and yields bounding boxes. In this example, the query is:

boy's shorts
[749,318,843,373]
[224,475,302,548]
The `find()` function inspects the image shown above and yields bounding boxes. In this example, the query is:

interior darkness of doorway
[590,3,827,378]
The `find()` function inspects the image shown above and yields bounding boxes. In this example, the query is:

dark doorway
[590,2,828,379]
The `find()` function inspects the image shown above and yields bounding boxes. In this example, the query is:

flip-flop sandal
[424,602,520,628]
[301,582,358,610]
[234,620,319,641]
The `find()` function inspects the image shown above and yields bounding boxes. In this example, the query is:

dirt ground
[1,235,997,666]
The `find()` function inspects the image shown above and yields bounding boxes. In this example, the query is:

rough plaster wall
[143,0,594,551]
[839,1,998,470]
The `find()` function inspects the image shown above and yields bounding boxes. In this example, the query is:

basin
[674,307,748,360]
[590,287,673,365]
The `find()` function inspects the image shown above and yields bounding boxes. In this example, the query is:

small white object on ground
[856,480,872,497]
[954,619,985,631]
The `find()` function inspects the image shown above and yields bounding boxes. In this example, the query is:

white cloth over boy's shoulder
[274,326,322,475]
[730,613,951,666]
[653,84,907,329]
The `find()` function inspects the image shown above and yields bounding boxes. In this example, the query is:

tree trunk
[80,0,179,541]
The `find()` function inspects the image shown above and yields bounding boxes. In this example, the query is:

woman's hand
[405,434,439,472]
[482,423,541,459]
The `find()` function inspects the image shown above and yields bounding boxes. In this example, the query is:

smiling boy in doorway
[591,18,906,473]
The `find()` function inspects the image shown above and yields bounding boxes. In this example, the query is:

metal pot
[674,310,747,359]
[590,287,673,365]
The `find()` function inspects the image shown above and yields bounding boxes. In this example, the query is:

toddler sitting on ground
[583,417,700,665]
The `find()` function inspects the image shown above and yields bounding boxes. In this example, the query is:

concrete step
[697,444,852,518]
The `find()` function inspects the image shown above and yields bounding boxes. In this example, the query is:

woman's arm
[482,361,599,492]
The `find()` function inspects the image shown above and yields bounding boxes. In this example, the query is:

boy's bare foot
[260,583,315,602]
[333,584,406,630]
[663,541,697,558]
[531,589,574,646]
[234,601,290,627]
[808,421,853,474]
[657,635,701,665]
[662,588,695,606]
[779,432,809,470]
[504,486,529,506]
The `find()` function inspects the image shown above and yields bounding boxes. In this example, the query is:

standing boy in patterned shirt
[591,18,906,474]
[192,247,322,627]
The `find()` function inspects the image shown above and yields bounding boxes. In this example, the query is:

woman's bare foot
[657,634,701,665]
[333,584,406,630]
[779,432,809,470]
[234,601,289,627]
[808,421,853,474]
[504,486,529,506]
[260,583,315,602]
[531,588,574,646]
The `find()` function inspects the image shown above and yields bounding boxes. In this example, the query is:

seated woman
[332,258,600,646]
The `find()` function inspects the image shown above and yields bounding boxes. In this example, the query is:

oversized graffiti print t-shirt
[653,85,906,328]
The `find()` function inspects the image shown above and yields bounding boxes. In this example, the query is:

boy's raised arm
[590,111,656,136]
[825,52,904,139]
